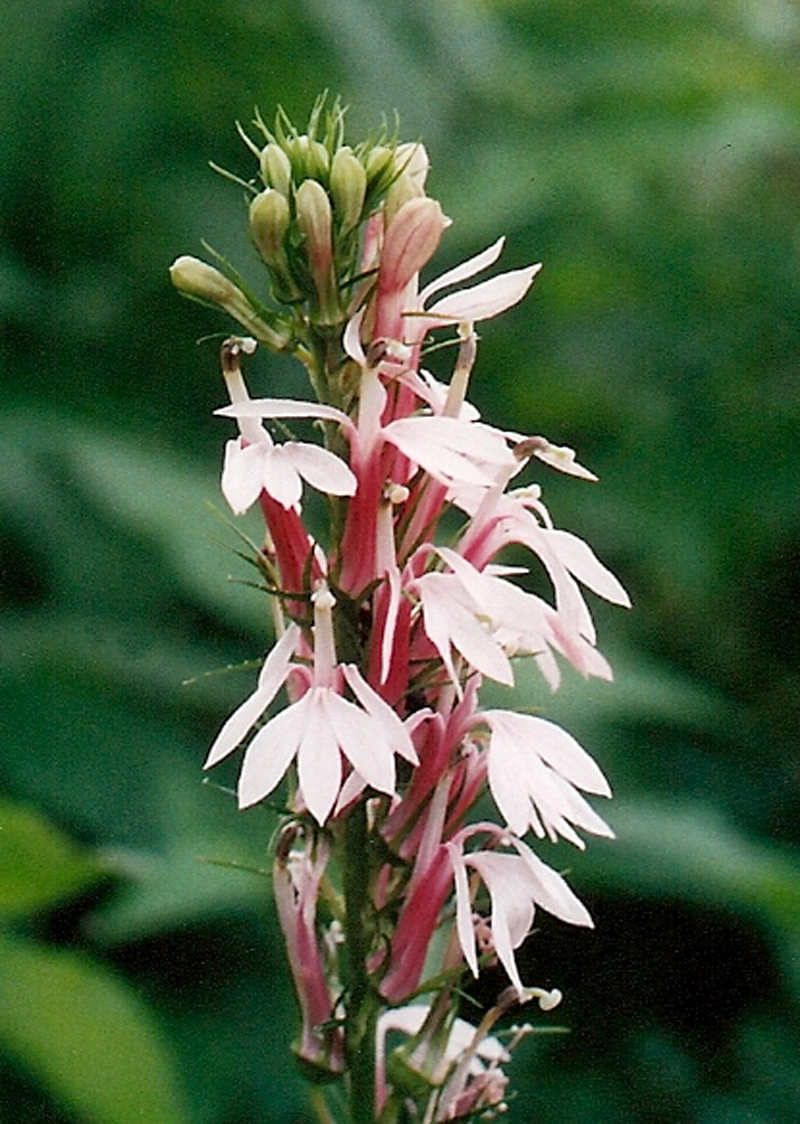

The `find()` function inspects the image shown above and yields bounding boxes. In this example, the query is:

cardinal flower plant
[171,98,630,1124]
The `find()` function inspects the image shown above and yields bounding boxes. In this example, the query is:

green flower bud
[330,147,367,235]
[365,145,395,189]
[249,189,290,267]
[169,255,290,350]
[295,179,333,272]
[287,135,329,182]
[260,143,292,195]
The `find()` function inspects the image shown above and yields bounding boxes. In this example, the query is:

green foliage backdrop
[2,1,799,1121]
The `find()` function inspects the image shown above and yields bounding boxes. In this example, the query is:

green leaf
[0,796,106,921]
[0,931,190,1124]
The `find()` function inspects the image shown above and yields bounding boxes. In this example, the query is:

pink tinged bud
[330,147,367,235]
[295,178,339,323]
[379,197,447,297]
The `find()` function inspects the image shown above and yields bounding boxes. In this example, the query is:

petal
[220,439,264,515]
[543,529,631,607]
[296,690,342,824]
[342,665,419,764]
[418,237,506,305]
[287,442,357,497]
[486,711,611,797]
[424,264,541,325]
[264,446,303,508]
[447,843,479,978]
[204,625,298,768]
[509,838,594,928]
[216,397,355,435]
[323,692,396,797]
[237,700,305,808]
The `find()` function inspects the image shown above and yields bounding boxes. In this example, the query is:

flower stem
[343,800,378,1124]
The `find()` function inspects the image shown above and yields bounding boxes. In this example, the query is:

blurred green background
[2,1,799,1121]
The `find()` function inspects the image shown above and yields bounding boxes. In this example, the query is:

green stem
[343,800,378,1124]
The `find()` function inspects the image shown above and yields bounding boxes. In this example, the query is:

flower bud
[169,255,290,350]
[295,179,339,323]
[249,189,290,267]
[170,255,242,304]
[365,145,396,190]
[295,179,333,274]
[383,171,424,230]
[394,142,429,191]
[260,143,292,195]
[330,147,367,235]
[378,197,447,295]
[287,134,329,182]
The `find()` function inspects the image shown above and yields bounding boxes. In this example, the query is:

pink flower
[273,824,344,1075]
[221,431,356,513]
[447,827,593,996]
[215,344,357,513]
[479,709,614,847]
[205,586,417,824]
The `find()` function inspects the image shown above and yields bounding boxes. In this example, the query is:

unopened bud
[384,171,425,229]
[170,255,240,304]
[295,179,340,324]
[394,142,429,191]
[249,189,290,267]
[169,255,291,351]
[365,145,396,189]
[379,197,447,295]
[295,179,333,271]
[330,147,367,235]
[260,143,292,195]
[288,134,329,181]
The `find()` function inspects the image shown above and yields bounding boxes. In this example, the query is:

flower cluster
[171,98,629,1124]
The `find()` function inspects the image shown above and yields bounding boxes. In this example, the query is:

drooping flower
[478,709,614,847]
[447,826,593,996]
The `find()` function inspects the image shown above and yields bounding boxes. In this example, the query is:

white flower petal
[544,529,631,607]
[323,692,396,797]
[418,236,506,305]
[220,439,265,515]
[424,265,541,325]
[264,446,303,508]
[287,442,357,497]
[237,699,305,808]
[342,665,419,764]
[509,838,594,928]
[204,625,298,768]
[296,690,343,824]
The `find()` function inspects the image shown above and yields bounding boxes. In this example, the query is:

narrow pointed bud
[260,142,292,195]
[330,147,367,235]
[169,255,291,350]
[250,189,290,266]
[295,179,339,324]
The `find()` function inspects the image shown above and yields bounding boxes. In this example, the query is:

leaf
[0,796,106,921]
[0,931,190,1124]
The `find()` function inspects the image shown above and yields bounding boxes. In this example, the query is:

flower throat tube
[171,97,630,1124]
